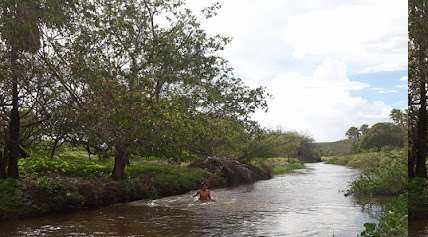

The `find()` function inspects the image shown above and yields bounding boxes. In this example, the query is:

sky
[186,0,408,142]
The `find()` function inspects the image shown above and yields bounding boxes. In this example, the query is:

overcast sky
[186,0,408,142]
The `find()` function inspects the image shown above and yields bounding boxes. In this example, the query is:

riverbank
[0,152,303,221]
[323,150,407,236]
[0,162,372,236]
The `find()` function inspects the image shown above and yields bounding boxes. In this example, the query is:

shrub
[0,179,31,218]
[361,194,408,237]
[350,151,406,196]
[252,157,304,175]
[19,156,112,177]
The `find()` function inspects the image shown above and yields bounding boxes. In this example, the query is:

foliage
[0,179,31,217]
[350,153,406,196]
[359,123,405,151]
[409,0,428,179]
[361,195,408,237]
[315,139,353,156]
[0,149,226,219]
[346,126,360,141]
[252,157,304,175]
[326,150,407,236]
[20,157,112,178]
[325,150,406,196]
[244,130,320,162]
[0,0,269,179]
[343,109,406,155]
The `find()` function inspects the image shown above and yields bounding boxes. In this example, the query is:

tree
[359,123,405,151]
[390,109,407,129]
[241,129,320,162]
[0,0,76,178]
[56,0,268,179]
[359,124,369,136]
[409,0,428,178]
[346,127,360,141]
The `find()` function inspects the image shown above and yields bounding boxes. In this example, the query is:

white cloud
[400,76,408,81]
[284,0,407,73]
[186,0,405,141]
[254,59,392,142]
[396,84,408,89]
[188,0,407,77]
[371,88,398,94]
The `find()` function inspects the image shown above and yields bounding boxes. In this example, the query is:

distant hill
[314,139,353,156]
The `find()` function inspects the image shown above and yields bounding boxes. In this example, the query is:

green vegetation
[315,139,353,156]
[252,158,304,175]
[245,130,321,162]
[325,109,408,236]
[361,195,408,237]
[0,151,306,220]
[409,3,428,236]
[325,150,407,236]
[0,0,321,182]
[0,151,223,220]
[349,152,406,197]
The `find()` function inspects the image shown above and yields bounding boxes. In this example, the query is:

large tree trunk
[0,151,6,179]
[409,144,416,178]
[416,77,427,178]
[5,48,20,179]
[49,137,60,159]
[111,145,129,180]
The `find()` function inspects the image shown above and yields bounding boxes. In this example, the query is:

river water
[0,163,380,237]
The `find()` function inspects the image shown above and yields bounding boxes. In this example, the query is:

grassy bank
[0,149,306,221]
[252,157,304,175]
[324,150,407,237]
[0,151,227,221]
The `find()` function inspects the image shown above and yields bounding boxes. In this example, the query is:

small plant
[360,223,380,237]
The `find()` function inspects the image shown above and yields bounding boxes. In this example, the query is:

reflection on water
[0,163,380,237]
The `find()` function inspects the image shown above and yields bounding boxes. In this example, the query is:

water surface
[0,163,379,236]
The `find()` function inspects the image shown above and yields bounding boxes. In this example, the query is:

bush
[252,157,304,175]
[0,179,31,218]
[350,151,406,196]
[19,156,112,177]
[361,194,408,237]
[359,123,404,151]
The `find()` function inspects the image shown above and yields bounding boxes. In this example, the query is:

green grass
[252,157,304,175]
[127,162,211,190]
[19,155,112,177]
[1,148,225,220]
[323,151,389,170]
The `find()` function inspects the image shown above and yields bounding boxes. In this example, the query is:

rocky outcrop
[189,157,272,186]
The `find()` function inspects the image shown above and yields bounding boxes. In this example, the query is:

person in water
[193,182,214,201]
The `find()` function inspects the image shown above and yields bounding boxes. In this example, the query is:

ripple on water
[0,163,379,237]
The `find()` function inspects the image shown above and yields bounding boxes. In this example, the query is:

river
[0,163,380,237]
